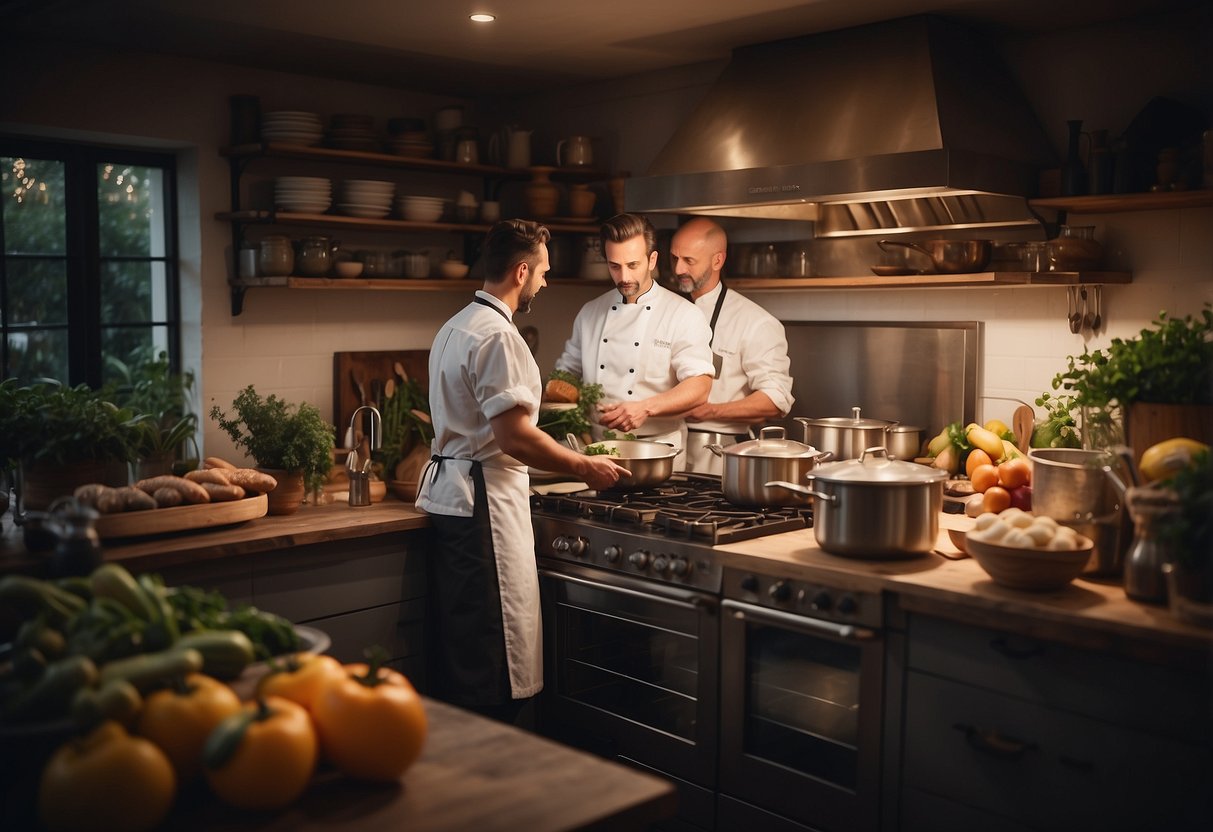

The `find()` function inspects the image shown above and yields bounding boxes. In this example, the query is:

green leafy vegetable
[583,443,619,456]
[1031,392,1082,449]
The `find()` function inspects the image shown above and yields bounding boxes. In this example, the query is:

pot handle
[877,239,931,259]
[565,433,584,452]
[764,481,836,502]
[813,451,835,463]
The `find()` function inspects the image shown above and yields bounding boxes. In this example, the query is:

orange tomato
[257,652,344,712]
[965,449,993,479]
[39,721,175,832]
[998,457,1032,490]
[312,660,428,782]
[970,463,1000,493]
[138,672,242,782]
[204,696,317,811]
[983,486,1012,514]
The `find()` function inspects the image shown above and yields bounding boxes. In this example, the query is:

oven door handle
[722,599,877,641]
[539,568,718,613]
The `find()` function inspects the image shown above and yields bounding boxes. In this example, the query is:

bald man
[670,217,795,474]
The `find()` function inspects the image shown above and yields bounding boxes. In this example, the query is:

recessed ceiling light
[470,13,495,23]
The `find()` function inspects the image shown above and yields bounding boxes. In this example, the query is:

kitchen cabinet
[895,613,1213,832]
[218,142,610,314]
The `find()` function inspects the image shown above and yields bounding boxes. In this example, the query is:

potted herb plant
[105,351,199,478]
[210,386,335,515]
[0,380,142,511]
[1049,305,1213,459]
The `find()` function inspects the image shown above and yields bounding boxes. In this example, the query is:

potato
[974,512,1001,530]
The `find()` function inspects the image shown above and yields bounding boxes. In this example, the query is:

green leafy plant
[1030,392,1082,449]
[0,379,144,469]
[375,378,433,479]
[209,386,335,492]
[1157,448,1213,577]
[104,351,199,467]
[538,370,604,442]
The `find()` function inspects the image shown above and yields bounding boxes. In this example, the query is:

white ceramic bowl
[400,202,444,222]
[440,260,469,279]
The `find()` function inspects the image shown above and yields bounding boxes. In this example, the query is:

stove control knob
[669,557,690,577]
[768,581,791,602]
[652,555,670,573]
[810,590,833,612]
[739,574,759,593]
[603,545,622,563]
[837,594,858,615]
[552,536,572,554]
[628,550,650,569]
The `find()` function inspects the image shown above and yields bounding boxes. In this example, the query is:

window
[0,138,180,387]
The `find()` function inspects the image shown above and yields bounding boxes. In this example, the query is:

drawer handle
[989,636,1045,660]
[953,723,1038,760]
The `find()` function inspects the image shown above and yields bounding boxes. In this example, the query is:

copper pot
[877,239,992,274]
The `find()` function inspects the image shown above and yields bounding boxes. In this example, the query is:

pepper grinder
[1123,486,1179,604]
[346,405,382,507]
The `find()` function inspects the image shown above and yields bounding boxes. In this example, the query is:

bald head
[671,218,728,299]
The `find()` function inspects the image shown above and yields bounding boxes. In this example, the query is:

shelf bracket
[230,284,247,316]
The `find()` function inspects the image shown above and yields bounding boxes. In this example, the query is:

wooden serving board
[94,494,268,540]
[333,349,430,447]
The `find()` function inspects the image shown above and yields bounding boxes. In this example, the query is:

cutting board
[333,350,430,447]
[94,494,268,540]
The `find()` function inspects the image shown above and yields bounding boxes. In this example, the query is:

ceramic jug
[557,135,593,167]
[490,126,533,169]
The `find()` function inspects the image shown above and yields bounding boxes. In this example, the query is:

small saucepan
[567,434,681,490]
[877,239,992,274]
[706,425,832,507]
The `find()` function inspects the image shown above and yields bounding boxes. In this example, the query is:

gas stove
[531,473,811,592]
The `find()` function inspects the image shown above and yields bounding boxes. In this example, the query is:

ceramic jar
[1047,225,1103,271]
[258,235,294,276]
[524,167,559,218]
[568,183,596,218]
[295,235,337,276]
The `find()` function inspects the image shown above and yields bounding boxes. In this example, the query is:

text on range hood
[626,16,1058,237]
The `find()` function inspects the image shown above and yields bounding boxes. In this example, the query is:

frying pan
[877,239,992,274]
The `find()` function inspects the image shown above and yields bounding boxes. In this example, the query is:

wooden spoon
[1012,404,1035,453]
[394,361,409,383]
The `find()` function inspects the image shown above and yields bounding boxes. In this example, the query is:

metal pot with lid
[795,406,897,460]
[706,426,832,507]
[766,446,946,558]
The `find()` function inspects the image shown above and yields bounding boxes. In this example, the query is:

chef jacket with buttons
[691,282,795,435]
[555,281,714,442]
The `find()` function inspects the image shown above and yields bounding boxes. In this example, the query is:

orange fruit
[983,486,1012,514]
[970,463,1000,493]
[965,449,993,479]
[998,457,1031,490]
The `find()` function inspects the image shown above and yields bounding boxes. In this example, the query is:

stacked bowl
[274,176,332,214]
[260,111,324,146]
[337,179,395,219]
[398,195,446,222]
[326,113,377,151]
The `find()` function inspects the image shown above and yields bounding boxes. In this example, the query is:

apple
[1010,484,1033,511]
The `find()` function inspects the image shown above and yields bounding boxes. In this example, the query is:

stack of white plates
[338,179,395,219]
[274,176,332,213]
[261,111,324,146]
[397,195,447,223]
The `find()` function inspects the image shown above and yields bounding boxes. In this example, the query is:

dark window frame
[0,136,181,387]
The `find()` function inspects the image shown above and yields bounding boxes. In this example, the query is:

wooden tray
[94,494,267,540]
[333,349,430,447]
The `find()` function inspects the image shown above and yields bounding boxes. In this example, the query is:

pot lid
[809,447,946,484]
[798,406,897,429]
[724,426,822,458]
[888,424,924,434]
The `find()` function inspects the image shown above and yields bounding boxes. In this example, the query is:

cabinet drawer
[300,597,425,665]
[906,614,1210,740]
[900,786,1033,832]
[152,559,254,607]
[253,539,425,623]
[903,671,1213,830]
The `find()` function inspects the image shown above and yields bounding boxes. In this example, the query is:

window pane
[7,328,68,382]
[5,257,68,325]
[97,164,166,257]
[101,325,170,386]
[2,157,67,255]
[101,260,168,323]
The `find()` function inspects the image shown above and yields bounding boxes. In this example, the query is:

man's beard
[676,265,711,296]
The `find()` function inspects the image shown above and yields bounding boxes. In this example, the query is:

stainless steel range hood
[626,16,1057,237]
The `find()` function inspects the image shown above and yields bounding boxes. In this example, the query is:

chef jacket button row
[600,340,642,346]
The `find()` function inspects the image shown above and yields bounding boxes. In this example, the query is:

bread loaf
[544,378,579,403]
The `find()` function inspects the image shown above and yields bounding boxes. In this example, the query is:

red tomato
[983,486,1012,514]
[998,457,1032,490]
[971,464,1000,493]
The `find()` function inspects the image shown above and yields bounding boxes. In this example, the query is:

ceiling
[15,0,1193,96]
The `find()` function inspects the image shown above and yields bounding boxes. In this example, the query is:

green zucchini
[2,654,98,722]
[98,646,203,693]
[174,630,256,680]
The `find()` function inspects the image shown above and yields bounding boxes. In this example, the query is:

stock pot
[766,447,945,558]
[795,407,897,460]
[706,426,831,507]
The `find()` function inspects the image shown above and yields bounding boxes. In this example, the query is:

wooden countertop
[0,499,431,575]
[167,697,677,832]
[715,520,1213,665]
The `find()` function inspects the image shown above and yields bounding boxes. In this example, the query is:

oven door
[720,599,883,832]
[539,560,719,788]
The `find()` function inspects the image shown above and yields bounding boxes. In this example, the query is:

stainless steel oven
[719,568,885,832]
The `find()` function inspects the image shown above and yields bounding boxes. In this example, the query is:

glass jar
[1020,241,1047,272]
[1047,225,1103,271]
[258,235,294,276]
[296,235,335,277]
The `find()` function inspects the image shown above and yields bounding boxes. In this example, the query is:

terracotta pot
[568,183,596,218]
[21,459,128,511]
[524,167,559,218]
[257,467,306,515]
[1125,403,1213,467]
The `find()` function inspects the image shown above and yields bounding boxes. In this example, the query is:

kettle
[490,125,533,169]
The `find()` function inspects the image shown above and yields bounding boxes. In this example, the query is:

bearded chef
[670,217,794,474]
[417,220,629,725]
[555,213,714,450]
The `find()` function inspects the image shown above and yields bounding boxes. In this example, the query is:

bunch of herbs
[538,369,603,443]
[210,385,335,492]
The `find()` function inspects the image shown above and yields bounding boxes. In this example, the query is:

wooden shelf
[217,210,600,235]
[726,271,1132,290]
[230,275,606,292]
[220,143,611,182]
[1029,190,1212,214]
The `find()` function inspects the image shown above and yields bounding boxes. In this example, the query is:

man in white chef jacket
[416,220,629,725]
[555,213,715,450]
[670,217,795,474]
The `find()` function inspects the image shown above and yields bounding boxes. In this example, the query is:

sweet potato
[204,456,238,470]
[114,486,157,512]
[152,487,183,508]
[226,469,278,494]
[200,482,245,502]
[134,475,210,504]
[185,469,231,486]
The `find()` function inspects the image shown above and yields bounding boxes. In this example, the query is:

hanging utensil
[1080,286,1093,332]
[1067,286,1082,333]
[1091,285,1103,332]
